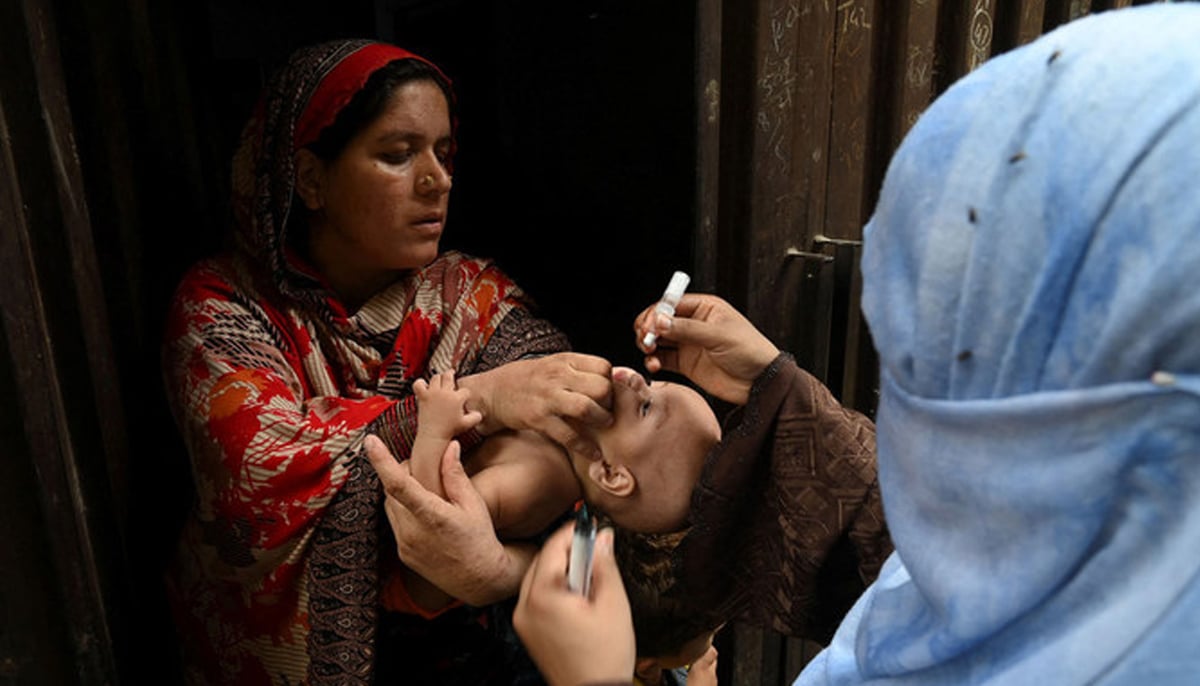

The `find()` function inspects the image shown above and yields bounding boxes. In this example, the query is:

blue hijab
[798,5,1200,685]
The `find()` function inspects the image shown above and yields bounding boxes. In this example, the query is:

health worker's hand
[364,435,525,606]
[513,523,636,686]
[458,352,613,461]
[635,293,780,405]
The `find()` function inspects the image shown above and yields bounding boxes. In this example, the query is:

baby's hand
[414,371,484,440]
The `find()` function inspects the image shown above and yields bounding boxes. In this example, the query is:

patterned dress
[162,40,566,686]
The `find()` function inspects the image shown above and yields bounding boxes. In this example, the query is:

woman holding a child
[162,40,614,685]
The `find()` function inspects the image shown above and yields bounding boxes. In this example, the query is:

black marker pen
[567,503,596,595]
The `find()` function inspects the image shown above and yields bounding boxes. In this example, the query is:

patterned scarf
[164,40,567,686]
[800,6,1200,684]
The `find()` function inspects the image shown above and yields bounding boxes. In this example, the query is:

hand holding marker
[642,271,690,348]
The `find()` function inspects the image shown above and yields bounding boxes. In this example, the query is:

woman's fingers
[552,354,614,419]
[534,521,574,587]
[561,352,614,378]
[364,434,406,494]
[439,440,486,512]
[538,415,603,463]
[586,528,619,596]
[369,439,446,522]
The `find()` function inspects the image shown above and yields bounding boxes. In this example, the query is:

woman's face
[303,79,453,303]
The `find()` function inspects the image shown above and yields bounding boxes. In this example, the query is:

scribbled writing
[969,0,994,71]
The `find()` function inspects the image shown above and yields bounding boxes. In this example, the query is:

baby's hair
[604,518,723,658]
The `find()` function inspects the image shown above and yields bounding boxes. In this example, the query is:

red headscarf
[229,40,454,306]
[293,42,449,149]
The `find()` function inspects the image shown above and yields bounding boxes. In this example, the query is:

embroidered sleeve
[679,354,892,642]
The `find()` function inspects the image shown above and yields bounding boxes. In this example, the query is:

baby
[412,366,722,531]
[395,364,722,611]
[568,366,722,534]
[396,364,720,611]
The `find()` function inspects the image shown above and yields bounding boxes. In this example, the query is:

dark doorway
[177,0,699,367]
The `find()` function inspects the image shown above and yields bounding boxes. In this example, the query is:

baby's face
[592,367,719,469]
[584,367,721,529]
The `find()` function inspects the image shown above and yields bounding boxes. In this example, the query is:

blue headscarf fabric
[797,5,1200,685]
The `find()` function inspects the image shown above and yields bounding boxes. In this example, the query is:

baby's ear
[634,657,661,682]
[587,460,636,498]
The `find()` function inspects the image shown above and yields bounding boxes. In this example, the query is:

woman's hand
[513,523,636,686]
[458,352,613,461]
[364,435,525,605]
[635,293,780,405]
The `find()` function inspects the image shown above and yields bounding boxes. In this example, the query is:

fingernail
[655,312,673,331]
[596,528,614,555]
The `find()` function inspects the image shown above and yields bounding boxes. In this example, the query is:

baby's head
[570,366,721,533]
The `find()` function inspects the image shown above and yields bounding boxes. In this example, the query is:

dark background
[4,1,697,684]
[170,0,698,368]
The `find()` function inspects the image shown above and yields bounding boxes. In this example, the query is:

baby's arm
[468,430,582,539]
[397,428,577,614]
[411,370,482,500]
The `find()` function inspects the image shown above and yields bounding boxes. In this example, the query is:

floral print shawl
[163,40,568,686]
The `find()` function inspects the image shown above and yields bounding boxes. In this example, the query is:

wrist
[412,432,453,447]
[738,341,781,383]
[467,541,534,605]
[457,372,501,435]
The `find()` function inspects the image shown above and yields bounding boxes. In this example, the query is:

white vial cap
[662,271,691,307]
[643,271,691,348]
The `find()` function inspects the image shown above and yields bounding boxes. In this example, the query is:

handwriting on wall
[836,0,872,58]
[757,1,802,175]
[968,0,994,71]
[705,79,720,124]
[907,44,932,91]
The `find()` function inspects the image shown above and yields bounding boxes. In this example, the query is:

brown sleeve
[678,353,892,642]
